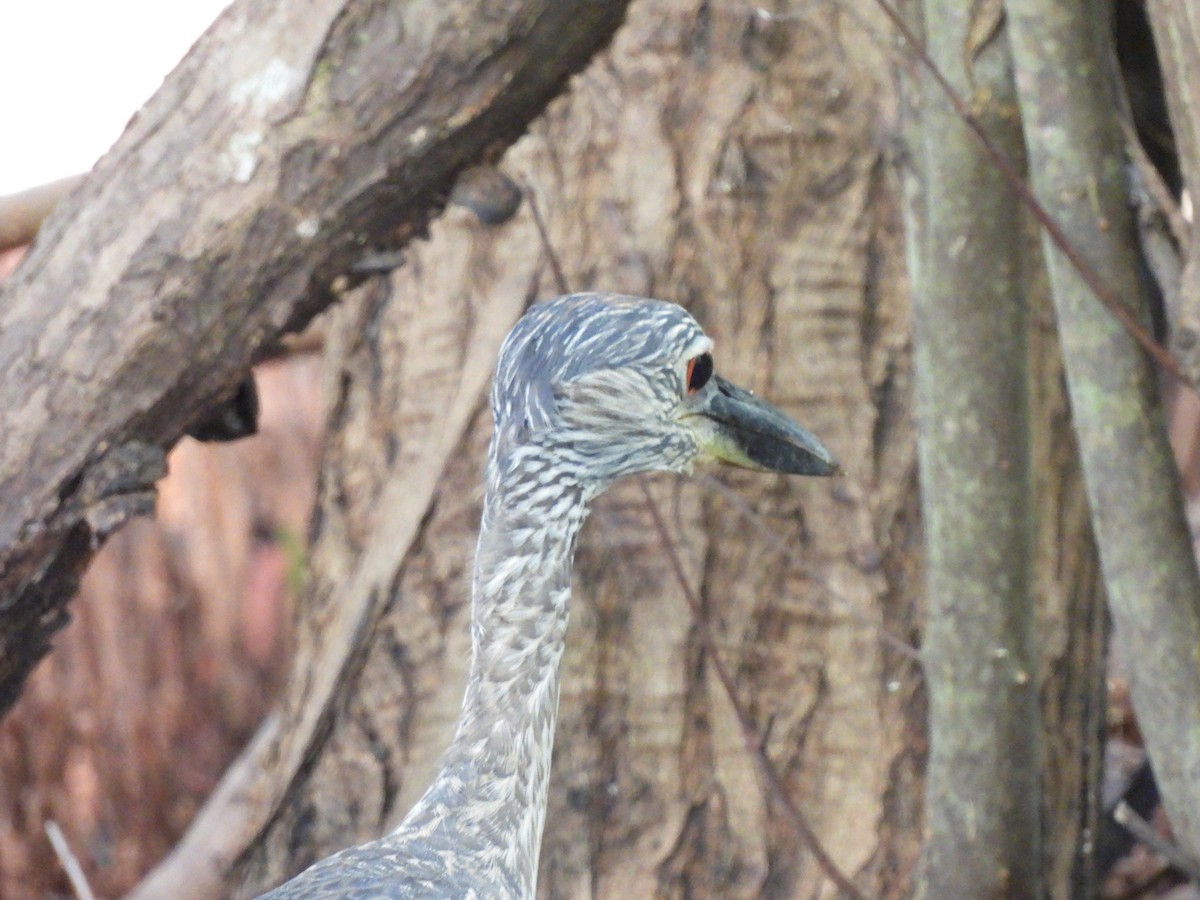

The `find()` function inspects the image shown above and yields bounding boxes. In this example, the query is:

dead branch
[45,821,97,900]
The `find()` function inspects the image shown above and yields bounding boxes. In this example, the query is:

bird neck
[388,454,589,895]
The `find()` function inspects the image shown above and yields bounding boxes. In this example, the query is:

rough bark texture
[139,1,927,896]
[1008,0,1200,855]
[0,0,632,718]
[911,5,1042,896]
[0,0,1119,894]
[127,0,1119,893]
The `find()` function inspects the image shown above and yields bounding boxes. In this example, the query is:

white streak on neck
[385,455,588,896]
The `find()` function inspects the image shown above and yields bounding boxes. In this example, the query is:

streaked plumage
[259,293,837,898]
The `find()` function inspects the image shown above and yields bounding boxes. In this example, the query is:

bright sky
[0,0,232,196]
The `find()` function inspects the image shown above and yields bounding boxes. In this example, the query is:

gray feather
[260,294,723,899]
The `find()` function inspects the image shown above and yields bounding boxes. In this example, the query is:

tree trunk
[1008,0,1200,855]
[142,1,926,896]
[0,0,1117,895]
[912,4,1041,894]
[0,0,632,720]
[902,2,1107,895]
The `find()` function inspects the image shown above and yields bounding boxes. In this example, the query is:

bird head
[489,293,839,491]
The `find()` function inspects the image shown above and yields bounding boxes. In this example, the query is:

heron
[260,292,837,898]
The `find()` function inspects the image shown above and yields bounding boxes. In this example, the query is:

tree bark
[911,4,1042,895]
[0,0,632,717]
[0,0,1121,894]
[142,1,927,896]
[902,3,1108,895]
[129,0,1118,894]
[1007,0,1200,855]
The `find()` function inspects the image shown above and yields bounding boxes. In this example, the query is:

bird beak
[694,375,839,476]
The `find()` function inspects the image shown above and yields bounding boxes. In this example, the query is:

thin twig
[638,478,869,900]
[523,185,570,295]
[1118,115,1186,326]
[866,0,1192,388]
[45,821,96,900]
[1114,800,1200,883]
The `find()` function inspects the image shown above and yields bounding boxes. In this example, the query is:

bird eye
[685,353,713,394]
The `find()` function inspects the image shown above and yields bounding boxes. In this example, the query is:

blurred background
[3,1,1200,897]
